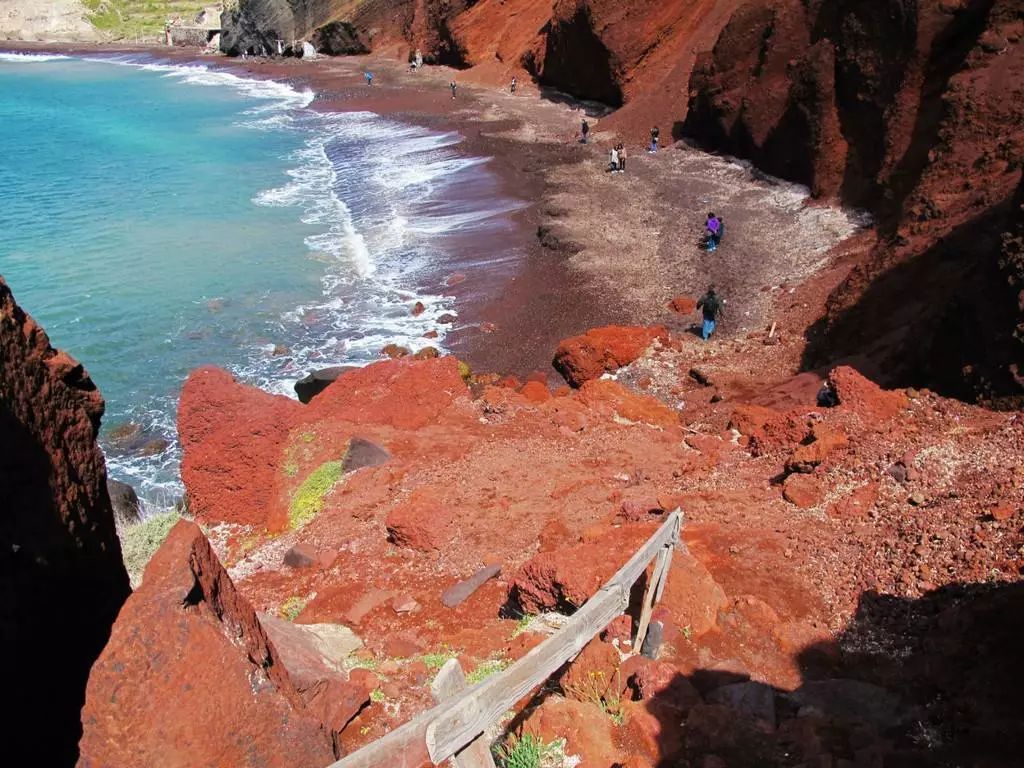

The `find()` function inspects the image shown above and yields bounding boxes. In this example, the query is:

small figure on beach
[364,71,374,86]
[649,125,660,153]
[450,80,457,99]
[617,143,627,172]
[696,285,724,340]
[705,212,722,252]
[609,146,620,172]
[580,119,590,144]
[510,76,517,94]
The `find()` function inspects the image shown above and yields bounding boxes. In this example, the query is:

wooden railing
[328,510,683,768]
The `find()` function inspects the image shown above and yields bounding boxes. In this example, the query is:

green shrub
[466,657,509,685]
[119,509,180,586]
[289,460,343,529]
[493,733,563,768]
[278,595,308,622]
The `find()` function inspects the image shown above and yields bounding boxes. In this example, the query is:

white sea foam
[0,52,70,63]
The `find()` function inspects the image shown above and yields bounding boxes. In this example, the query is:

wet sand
[1,42,868,382]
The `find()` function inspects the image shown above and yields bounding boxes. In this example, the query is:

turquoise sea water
[0,52,520,507]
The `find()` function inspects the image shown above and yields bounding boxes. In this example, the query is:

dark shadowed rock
[442,564,501,608]
[1,277,130,766]
[342,436,391,474]
[784,679,903,730]
[707,681,776,727]
[107,479,142,526]
[294,366,357,404]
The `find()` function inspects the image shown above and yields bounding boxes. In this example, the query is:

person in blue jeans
[364,71,373,86]
[696,286,724,340]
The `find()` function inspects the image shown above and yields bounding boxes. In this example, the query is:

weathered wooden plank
[431,660,497,768]
[654,513,682,605]
[328,511,683,768]
[424,511,683,763]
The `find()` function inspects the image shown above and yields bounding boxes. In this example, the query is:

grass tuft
[466,657,509,685]
[278,595,308,622]
[493,733,565,768]
[289,460,343,529]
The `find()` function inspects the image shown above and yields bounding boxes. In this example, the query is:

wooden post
[431,659,496,768]
[632,510,681,654]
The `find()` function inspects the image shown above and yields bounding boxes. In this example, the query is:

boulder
[179,366,303,527]
[624,656,702,714]
[658,550,730,638]
[381,343,410,359]
[341,436,390,474]
[553,325,669,387]
[294,366,357,404]
[706,681,776,728]
[783,474,824,508]
[107,478,143,526]
[0,277,130,766]
[784,679,903,730]
[522,696,620,767]
[786,425,848,473]
[386,489,455,551]
[577,379,679,429]
[284,542,318,568]
[78,521,336,767]
[828,366,909,422]
[510,524,658,613]
[561,639,623,703]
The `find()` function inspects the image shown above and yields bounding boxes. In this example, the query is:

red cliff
[0,277,130,766]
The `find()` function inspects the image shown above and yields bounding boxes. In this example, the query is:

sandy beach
[1,41,868,383]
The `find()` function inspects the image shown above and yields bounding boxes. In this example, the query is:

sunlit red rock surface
[0,277,129,766]
[162,319,1023,762]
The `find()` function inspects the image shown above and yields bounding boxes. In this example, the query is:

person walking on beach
[649,125,660,153]
[705,212,721,252]
[581,118,590,144]
[450,80,457,99]
[696,286,724,340]
[364,71,374,86]
[510,76,517,94]
[617,143,627,172]
[609,146,620,173]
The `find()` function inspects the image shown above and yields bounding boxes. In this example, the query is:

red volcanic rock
[561,639,623,704]
[386,488,456,551]
[578,379,680,429]
[786,424,849,473]
[381,343,411,359]
[411,301,426,316]
[828,366,909,423]
[313,356,469,430]
[828,482,880,519]
[413,346,440,360]
[522,696,620,768]
[621,699,685,763]
[669,295,698,314]
[659,550,729,638]
[729,403,809,453]
[179,366,302,527]
[78,521,336,768]
[511,524,657,613]
[519,380,551,403]
[626,657,702,714]
[783,474,824,509]
[553,325,668,387]
[0,278,130,766]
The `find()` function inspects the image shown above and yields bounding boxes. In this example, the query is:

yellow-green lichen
[289,460,343,529]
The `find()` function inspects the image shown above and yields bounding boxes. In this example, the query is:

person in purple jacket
[705,212,721,252]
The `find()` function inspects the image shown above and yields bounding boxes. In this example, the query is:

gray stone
[283,542,317,569]
[107,479,142,526]
[342,437,391,474]
[640,620,664,658]
[707,681,776,727]
[784,679,903,730]
[441,564,501,608]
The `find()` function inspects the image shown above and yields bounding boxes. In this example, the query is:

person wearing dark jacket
[695,286,724,340]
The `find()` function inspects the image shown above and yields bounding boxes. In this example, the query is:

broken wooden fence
[328,509,683,768]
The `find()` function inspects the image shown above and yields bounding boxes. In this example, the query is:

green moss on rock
[289,460,343,529]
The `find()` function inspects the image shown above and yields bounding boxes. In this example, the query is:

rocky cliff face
[686,0,1024,401]
[0,0,99,42]
[78,520,347,767]
[221,0,474,61]
[0,277,130,766]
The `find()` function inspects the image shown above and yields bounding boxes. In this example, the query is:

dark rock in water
[294,366,357,404]
[342,437,390,474]
[441,564,501,608]
[140,438,170,456]
[310,21,370,55]
[381,344,410,359]
[283,542,318,569]
[707,681,776,727]
[784,679,903,730]
[108,479,142,526]
[107,421,143,449]
[0,277,130,766]
[414,347,440,360]
[437,313,458,324]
